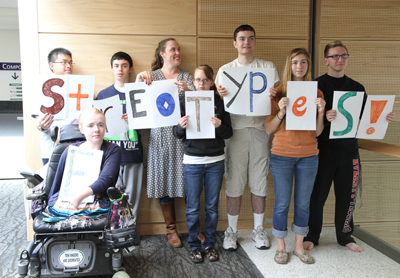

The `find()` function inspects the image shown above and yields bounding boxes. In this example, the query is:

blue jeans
[270,154,318,238]
[184,160,224,250]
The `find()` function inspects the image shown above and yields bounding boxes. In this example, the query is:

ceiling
[0,0,18,30]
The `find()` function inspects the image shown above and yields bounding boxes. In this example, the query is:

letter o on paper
[156,93,175,117]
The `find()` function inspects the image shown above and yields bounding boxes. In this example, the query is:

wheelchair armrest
[26,192,46,201]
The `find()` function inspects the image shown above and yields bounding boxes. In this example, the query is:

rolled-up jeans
[270,154,318,238]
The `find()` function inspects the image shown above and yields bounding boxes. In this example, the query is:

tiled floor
[238,227,400,278]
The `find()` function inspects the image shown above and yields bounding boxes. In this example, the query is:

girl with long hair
[265,48,325,264]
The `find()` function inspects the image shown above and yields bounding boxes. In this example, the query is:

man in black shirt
[303,41,395,252]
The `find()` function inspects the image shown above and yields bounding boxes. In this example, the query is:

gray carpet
[1,180,264,278]
[0,180,30,278]
[123,232,264,278]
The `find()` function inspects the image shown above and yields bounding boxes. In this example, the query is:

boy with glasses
[303,40,395,252]
[215,25,279,251]
[96,52,144,221]
[34,48,76,165]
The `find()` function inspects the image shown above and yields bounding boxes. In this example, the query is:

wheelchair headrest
[50,124,85,143]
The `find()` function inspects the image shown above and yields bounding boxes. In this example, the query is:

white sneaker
[253,226,270,249]
[223,227,238,250]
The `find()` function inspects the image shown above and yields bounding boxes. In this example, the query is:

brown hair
[324,40,348,58]
[151,38,176,71]
[194,64,218,95]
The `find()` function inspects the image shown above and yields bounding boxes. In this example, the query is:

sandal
[293,249,315,264]
[205,247,219,262]
[189,248,203,263]
[274,250,288,264]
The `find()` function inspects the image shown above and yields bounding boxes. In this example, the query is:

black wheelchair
[18,125,138,278]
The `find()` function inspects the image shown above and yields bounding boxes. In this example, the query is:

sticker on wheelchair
[59,249,85,267]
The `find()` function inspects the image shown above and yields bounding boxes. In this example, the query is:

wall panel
[320,0,400,39]
[37,0,196,36]
[198,0,310,38]
[354,162,400,222]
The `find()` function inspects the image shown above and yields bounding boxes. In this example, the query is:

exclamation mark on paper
[366,100,387,135]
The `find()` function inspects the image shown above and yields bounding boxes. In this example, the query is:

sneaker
[223,227,238,250]
[252,226,270,249]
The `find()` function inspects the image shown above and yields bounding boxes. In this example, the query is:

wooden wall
[19,0,400,245]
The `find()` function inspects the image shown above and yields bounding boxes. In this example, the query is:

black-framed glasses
[326,54,349,60]
[194,78,210,83]
[53,61,75,66]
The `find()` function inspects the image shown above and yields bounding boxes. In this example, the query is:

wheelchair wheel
[112,271,130,278]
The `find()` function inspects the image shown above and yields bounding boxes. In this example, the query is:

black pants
[305,147,361,246]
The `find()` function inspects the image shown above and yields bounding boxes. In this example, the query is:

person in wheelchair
[18,108,136,278]
[45,107,121,218]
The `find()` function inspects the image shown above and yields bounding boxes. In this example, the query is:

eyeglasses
[53,61,75,66]
[194,78,210,83]
[326,54,349,60]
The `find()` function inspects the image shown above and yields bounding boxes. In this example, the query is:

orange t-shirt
[270,86,324,158]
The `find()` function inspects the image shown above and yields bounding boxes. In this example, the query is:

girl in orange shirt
[265,48,325,264]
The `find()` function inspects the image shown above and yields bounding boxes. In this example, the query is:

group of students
[34,24,395,265]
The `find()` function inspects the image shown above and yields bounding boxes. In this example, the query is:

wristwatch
[38,124,47,131]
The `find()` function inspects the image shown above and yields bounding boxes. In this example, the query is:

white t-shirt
[215,57,280,130]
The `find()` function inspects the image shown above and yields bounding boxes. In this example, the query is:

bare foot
[303,241,314,250]
[346,242,363,252]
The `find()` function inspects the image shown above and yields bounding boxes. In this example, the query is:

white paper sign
[185,91,215,139]
[286,81,318,130]
[125,80,181,129]
[329,91,364,139]
[92,95,126,138]
[221,67,275,116]
[356,95,395,139]
[34,75,95,120]
[58,147,103,203]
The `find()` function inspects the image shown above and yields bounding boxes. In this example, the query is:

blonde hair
[278,48,312,127]
[78,107,105,128]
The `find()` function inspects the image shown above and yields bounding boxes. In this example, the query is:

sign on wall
[0,62,22,101]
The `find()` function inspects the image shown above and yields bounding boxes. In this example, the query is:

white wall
[0,7,21,101]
